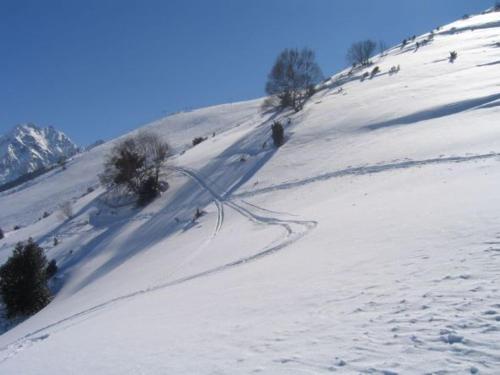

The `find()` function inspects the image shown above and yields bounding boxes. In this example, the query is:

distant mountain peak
[0,123,79,186]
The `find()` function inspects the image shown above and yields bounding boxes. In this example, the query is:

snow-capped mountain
[0,123,79,186]
[1,8,500,375]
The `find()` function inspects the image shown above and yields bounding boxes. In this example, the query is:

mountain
[1,8,500,375]
[0,123,79,186]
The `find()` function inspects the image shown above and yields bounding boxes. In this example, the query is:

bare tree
[346,40,377,66]
[265,48,323,112]
[378,40,388,56]
[100,131,170,205]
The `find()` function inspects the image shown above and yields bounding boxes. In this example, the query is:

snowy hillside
[0,123,78,186]
[1,9,500,374]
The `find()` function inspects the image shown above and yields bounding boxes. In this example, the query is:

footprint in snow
[482,310,497,315]
[440,332,464,344]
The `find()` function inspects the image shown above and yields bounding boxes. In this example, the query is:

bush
[360,72,369,82]
[42,211,51,218]
[0,228,3,240]
[389,65,401,75]
[346,40,376,65]
[449,51,458,63]
[0,239,51,318]
[192,137,207,146]
[370,66,380,78]
[265,48,323,111]
[271,121,285,147]
[13,225,20,231]
[100,132,170,205]
[192,208,205,222]
[53,237,59,246]
[46,260,58,279]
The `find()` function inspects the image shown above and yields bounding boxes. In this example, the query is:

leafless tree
[100,131,170,205]
[346,40,377,66]
[265,48,323,111]
[378,40,388,56]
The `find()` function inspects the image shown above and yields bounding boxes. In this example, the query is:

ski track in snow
[0,166,317,363]
[1,156,499,369]
[173,167,225,237]
[235,152,500,199]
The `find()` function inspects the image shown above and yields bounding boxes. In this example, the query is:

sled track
[0,167,317,362]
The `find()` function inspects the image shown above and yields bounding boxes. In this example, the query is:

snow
[0,123,78,186]
[1,9,500,375]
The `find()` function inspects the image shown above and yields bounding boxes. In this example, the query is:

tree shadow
[68,109,285,293]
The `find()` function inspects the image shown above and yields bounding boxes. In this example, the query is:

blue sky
[0,0,494,145]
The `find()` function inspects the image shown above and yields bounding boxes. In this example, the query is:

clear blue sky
[0,0,493,145]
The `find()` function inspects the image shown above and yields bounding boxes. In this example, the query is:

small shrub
[462,14,470,20]
[360,72,369,82]
[42,211,50,218]
[192,208,205,222]
[0,228,3,240]
[271,121,284,147]
[53,237,59,246]
[46,260,58,279]
[370,66,380,78]
[192,137,207,146]
[13,225,20,231]
[449,51,458,63]
[389,65,401,75]
[0,239,51,318]
[87,186,95,194]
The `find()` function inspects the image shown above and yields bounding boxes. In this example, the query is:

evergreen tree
[271,121,285,147]
[0,239,51,318]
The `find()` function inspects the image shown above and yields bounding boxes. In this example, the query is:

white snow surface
[1,10,500,374]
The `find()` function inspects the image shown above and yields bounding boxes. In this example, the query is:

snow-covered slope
[0,123,78,186]
[1,9,500,375]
